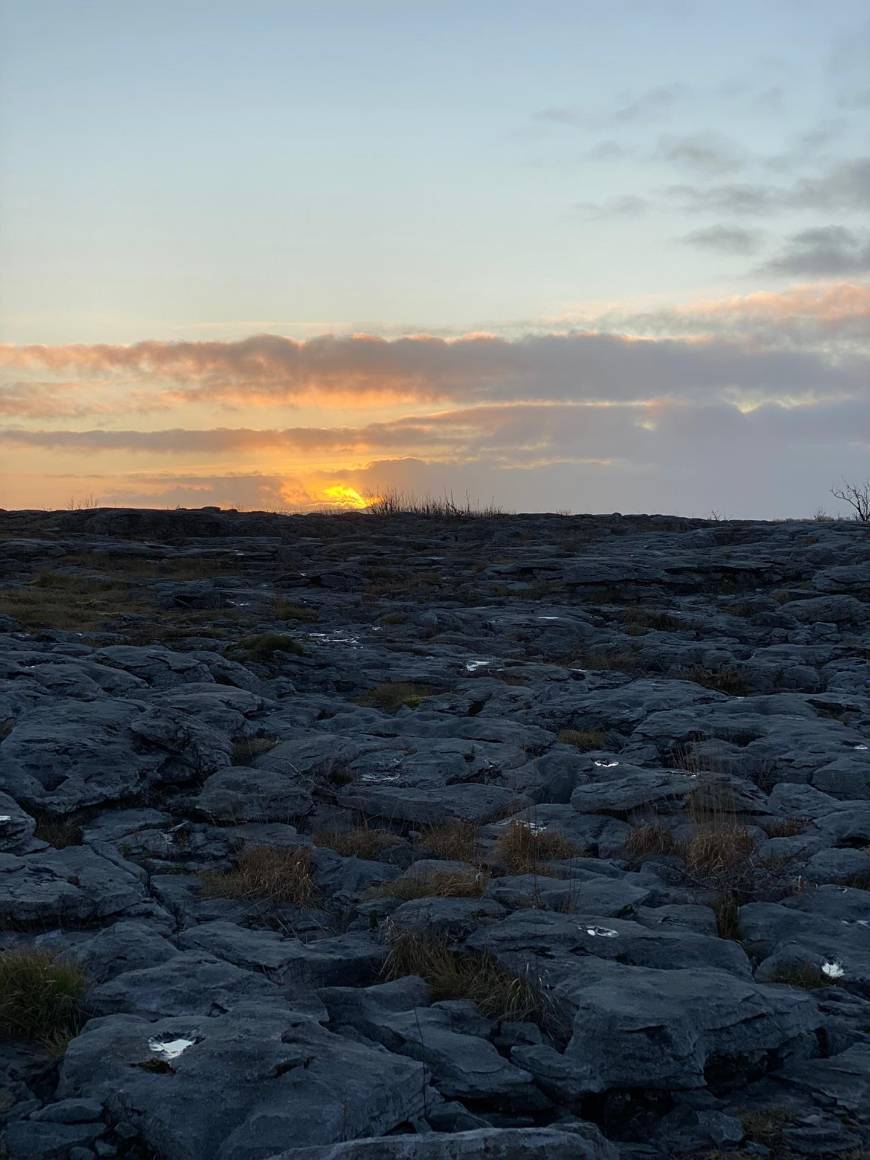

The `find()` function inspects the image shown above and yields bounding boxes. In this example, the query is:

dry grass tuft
[767,962,838,989]
[624,823,678,860]
[682,825,757,880]
[382,933,545,1022]
[765,816,809,837]
[273,599,319,622]
[229,633,305,664]
[557,728,608,751]
[367,490,505,519]
[0,948,87,1046]
[0,571,147,631]
[33,814,85,849]
[374,868,488,901]
[495,820,579,874]
[313,826,402,860]
[230,736,279,765]
[680,664,751,696]
[419,819,479,863]
[357,682,433,712]
[200,845,316,906]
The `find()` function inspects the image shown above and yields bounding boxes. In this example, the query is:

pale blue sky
[2,2,870,517]
[2,0,868,343]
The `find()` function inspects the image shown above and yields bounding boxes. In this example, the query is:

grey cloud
[574,194,650,219]
[656,133,746,177]
[680,225,765,255]
[761,226,870,276]
[610,84,684,125]
[670,157,870,217]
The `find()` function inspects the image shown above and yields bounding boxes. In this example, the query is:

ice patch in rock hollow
[855,745,868,750]
[821,960,846,979]
[147,1035,198,1060]
[584,926,619,938]
[465,659,492,672]
[0,816,11,823]
[594,760,619,768]
[495,818,547,832]
[306,630,361,648]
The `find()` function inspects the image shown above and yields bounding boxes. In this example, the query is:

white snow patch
[821,960,845,979]
[594,760,619,768]
[148,1035,197,1060]
[854,745,868,750]
[537,616,560,620]
[0,816,11,823]
[465,659,492,672]
[584,926,619,938]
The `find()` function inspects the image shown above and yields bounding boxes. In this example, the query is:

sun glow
[319,484,373,510]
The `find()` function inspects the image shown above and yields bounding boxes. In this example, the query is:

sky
[1,0,869,517]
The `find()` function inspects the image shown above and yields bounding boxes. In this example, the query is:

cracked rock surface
[1,506,870,1159]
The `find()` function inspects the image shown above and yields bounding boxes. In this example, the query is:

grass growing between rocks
[230,736,279,765]
[679,664,751,696]
[767,962,840,989]
[313,825,402,860]
[228,633,306,664]
[32,814,86,849]
[357,682,433,712]
[495,820,579,874]
[419,819,480,863]
[199,845,317,906]
[0,571,149,631]
[0,948,87,1047]
[557,728,608,751]
[373,868,489,901]
[273,599,319,622]
[383,933,545,1023]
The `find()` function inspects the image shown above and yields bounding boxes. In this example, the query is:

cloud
[761,227,870,277]
[656,133,746,176]
[574,194,650,219]
[670,157,870,217]
[573,194,650,219]
[3,327,868,417]
[680,225,765,256]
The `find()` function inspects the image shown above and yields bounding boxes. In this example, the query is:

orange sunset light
[319,484,374,510]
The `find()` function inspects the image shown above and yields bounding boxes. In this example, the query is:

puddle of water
[148,1035,198,1060]
[537,616,560,621]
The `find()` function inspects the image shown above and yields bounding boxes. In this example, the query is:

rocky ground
[1,505,869,1160]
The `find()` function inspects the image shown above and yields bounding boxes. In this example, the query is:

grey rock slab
[485,874,652,916]
[58,1002,430,1160]
[0,847,147,927]
[0,792,35,854]
[196,766,314,822]
[3,1119,105,1159]
[774,1042,870,1116]
[322,990,544,1110]
[339,783,528,825]
[386,897,507,939]
[265,1124,617,1160]
[86,952,279,1017]
[515,961,822,1095]
[571,768,697,815]
[467,909,752,977]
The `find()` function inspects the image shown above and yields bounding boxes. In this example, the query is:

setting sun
[319,484,373,510]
